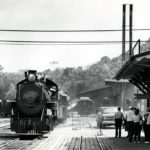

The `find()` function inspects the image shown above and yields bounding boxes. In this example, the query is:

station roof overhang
[115,51,150,80]
[115,51,150,94]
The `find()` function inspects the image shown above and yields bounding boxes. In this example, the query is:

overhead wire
[0,28,149,32]
[0,28,149,45]
[0,40,148,45]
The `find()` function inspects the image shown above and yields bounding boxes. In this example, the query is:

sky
[0,0,150,72]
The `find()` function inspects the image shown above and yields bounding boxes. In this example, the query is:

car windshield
[101,107,118,114]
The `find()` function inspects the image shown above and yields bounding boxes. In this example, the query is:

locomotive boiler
[10,70,58,135]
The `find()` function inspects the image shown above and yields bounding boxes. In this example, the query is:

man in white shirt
[47,109,53,130]
[146,107,150,142]
[115,107,124,138]
[126,106,134,142]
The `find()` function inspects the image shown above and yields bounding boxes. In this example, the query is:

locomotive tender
[11,70,59,135]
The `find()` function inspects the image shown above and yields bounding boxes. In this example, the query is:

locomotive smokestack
[28,70,37,75]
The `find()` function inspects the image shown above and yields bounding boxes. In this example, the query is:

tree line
[0,38,150,100]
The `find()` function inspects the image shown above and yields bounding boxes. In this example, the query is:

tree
[5,83,16,100]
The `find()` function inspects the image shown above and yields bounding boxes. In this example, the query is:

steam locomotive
[10,70,59,135]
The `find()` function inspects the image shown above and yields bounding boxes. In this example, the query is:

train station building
[76,79,142,111]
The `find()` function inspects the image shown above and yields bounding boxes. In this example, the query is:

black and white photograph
[0,0,150,149]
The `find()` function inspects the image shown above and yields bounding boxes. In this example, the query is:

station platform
[29,116,150,150]
[102,136,150,150]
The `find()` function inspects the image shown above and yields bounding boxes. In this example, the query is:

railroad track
[0,119,10,123]
[0,124,10,129]
[0,119,10,129]
[81,116,111,150]
[0,139,19,149]
[0,138,38,150]
[78,135,112,150]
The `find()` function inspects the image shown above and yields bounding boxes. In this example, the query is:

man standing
[125,106,134,142]
[115,107,124,138]
[146,107,150,143]
[46,108,53,131]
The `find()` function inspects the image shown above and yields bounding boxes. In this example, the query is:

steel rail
[96,136,105,150]
[0,138,19,149]
[79,136,82,150]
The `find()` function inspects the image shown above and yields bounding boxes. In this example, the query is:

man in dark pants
[143,108,149,143]
[126,106,134,142]
[115,107,124,138]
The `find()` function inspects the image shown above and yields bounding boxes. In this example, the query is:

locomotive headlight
[50,86,57,92]
[28,73,36,81]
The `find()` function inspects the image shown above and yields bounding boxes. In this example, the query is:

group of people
[114,106,150,143]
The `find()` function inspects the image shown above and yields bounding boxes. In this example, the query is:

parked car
[96,106,124,128]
